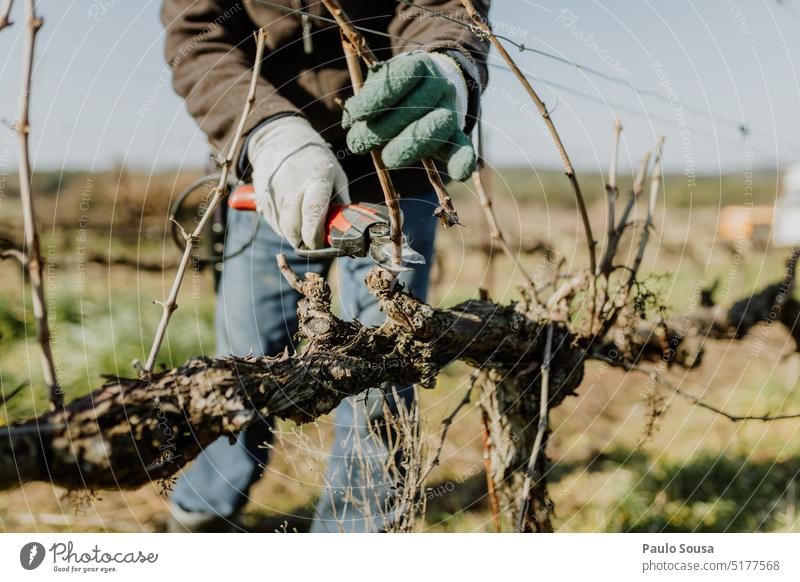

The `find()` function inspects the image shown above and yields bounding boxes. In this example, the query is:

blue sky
[0,0,798,177]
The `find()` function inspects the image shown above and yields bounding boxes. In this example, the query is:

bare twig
[595,354,800,422]
[322,0,373,62]
[599,149,652,277]
[517,323,553,532]
[475,126,495,292]
[423,158,460,227]
[143,28,268,374]
[593,121,623,333]
[480,407,501,532]
[460,0,596,332]
[276,253,303,293]
[339,35,404,269]
[629,137,665,282]
[601,120,622,273]
[14,0,61,410]
[597,141,663,334]
[668,381,800,422]
[1,248,27,266]
[460,0,596,279]
[0,0,13,30]
[420,372,477,483]
[0,381,27,408]
[321,0,461,230]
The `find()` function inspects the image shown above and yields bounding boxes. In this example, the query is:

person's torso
[241,0,435,201]
[242,1,395,142]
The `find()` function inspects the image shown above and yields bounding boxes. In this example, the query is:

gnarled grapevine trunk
[0,270,582,491]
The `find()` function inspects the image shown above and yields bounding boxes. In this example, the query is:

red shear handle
[228,184,258,211]
[325,203,380,245]
[229,185,389,259]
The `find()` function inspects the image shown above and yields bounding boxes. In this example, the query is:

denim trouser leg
[171,191,438,530]
[310,192,437,532]
[171,209,331,518]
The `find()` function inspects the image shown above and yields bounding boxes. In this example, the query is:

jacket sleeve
[388,0,491,130]
[160,0,300,170]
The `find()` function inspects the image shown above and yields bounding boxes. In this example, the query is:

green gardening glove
[343,51,476,181]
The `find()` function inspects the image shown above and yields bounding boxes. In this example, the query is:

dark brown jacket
[160,0,490,201]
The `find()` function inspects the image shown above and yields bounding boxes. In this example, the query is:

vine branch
[14,0,61,410]
[598,356,800,423]
[0,0,13,31]
[339,32,405,270]
[143,28,268,374]
[0,267,578,491]
[321,0,461,230]
[459,0,596,281]
[517,322,553,532]
[472,164,536,289]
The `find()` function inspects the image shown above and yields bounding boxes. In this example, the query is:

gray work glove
[248,116,351,250]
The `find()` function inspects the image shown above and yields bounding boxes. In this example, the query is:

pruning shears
[228,184,425,273]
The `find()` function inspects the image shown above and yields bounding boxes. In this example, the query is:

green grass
[0,269,216,424]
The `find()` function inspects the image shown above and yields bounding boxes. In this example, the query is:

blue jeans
[171,190,438,532]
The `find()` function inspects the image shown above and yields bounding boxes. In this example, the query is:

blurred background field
[1,166,799,533]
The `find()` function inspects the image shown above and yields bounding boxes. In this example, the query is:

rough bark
[0,269,583,492]
[2,263,797,494]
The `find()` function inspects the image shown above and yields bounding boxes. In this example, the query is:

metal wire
[485,61,780,156]
[395,0,751,128]
[254,0,800,154]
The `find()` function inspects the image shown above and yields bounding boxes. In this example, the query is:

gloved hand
[343,51,476,181]
[248,116,350,250]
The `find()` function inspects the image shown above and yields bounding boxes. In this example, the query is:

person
[160,0,490,532]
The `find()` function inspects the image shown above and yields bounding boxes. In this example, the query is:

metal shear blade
[368,235,426,273]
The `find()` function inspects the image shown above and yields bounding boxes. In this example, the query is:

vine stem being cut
[339,35,405,271]
[320,0,461,234]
